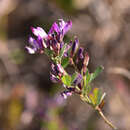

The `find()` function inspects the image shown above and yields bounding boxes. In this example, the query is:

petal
[29,36,40,50]
[42,40,47,48]
[61,92,67,99]
[31,27,47,38]
[48,22,60,34]
[61,91,72,99]
[58,19,72,35]
[29,37,38,48]
[50,74,59,83]
[29,37,34,43]
[57,64,64,74]
[37,36,44,49]
[62,20,72,35]
[59,19,66,30]
[25,46,35,54]
[51,64,57,75]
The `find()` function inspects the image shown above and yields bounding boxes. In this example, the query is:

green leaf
[93,88,102,106]
[61,57,69,68]
[89,94,95,105]
[86,69,91,84]
[61,74,71,86]
[82,75,87,95]
[89,88,106,107]
[44,48,53,57]
[85,69,92,93]
[59,43,67,59]
[89,66,103,83]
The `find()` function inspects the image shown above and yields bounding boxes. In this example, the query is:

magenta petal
[57,64,64,74]
[62,20,72,35]
[31,27,47,38]
[58,19,72,35]
[61,91,72,99]
[48,22,60,34]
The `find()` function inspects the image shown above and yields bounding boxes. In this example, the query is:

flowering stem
[26,19,116,130]
[96,106,117,130]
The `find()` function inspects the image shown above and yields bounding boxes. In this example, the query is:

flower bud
[78,47,84,59]
[51,64,65,77]
[64,41,72,57]
[73,73,82,86]
[50,74,59,83]
[61,91,72,99]
[76,47,84,64]
[71,38,79,57]
[83,52,89,75]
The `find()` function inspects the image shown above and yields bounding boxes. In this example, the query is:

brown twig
[96,106,117,130]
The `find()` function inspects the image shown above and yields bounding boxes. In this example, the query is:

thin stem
[96,106,117,130]
[70,58,79,72]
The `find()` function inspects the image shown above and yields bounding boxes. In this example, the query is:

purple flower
[71,38,79,57]
[61,90,72,99]
[51,64,65,77]
[25,36,47,54]
[59,19,72,36]
[48,34,60,53]
[50,74,59,83]
[25,37,40,54]
[64,41,72,57]
[26,19,72,55]
[77,47,84,59]
[49,19,72,37]
[48,22,60,34]
[31,27,48,39]
[73,73,82,86]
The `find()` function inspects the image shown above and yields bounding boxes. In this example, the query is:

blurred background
[0,0,130,130]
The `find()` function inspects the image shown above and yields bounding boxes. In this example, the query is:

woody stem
[96,106,117,130]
